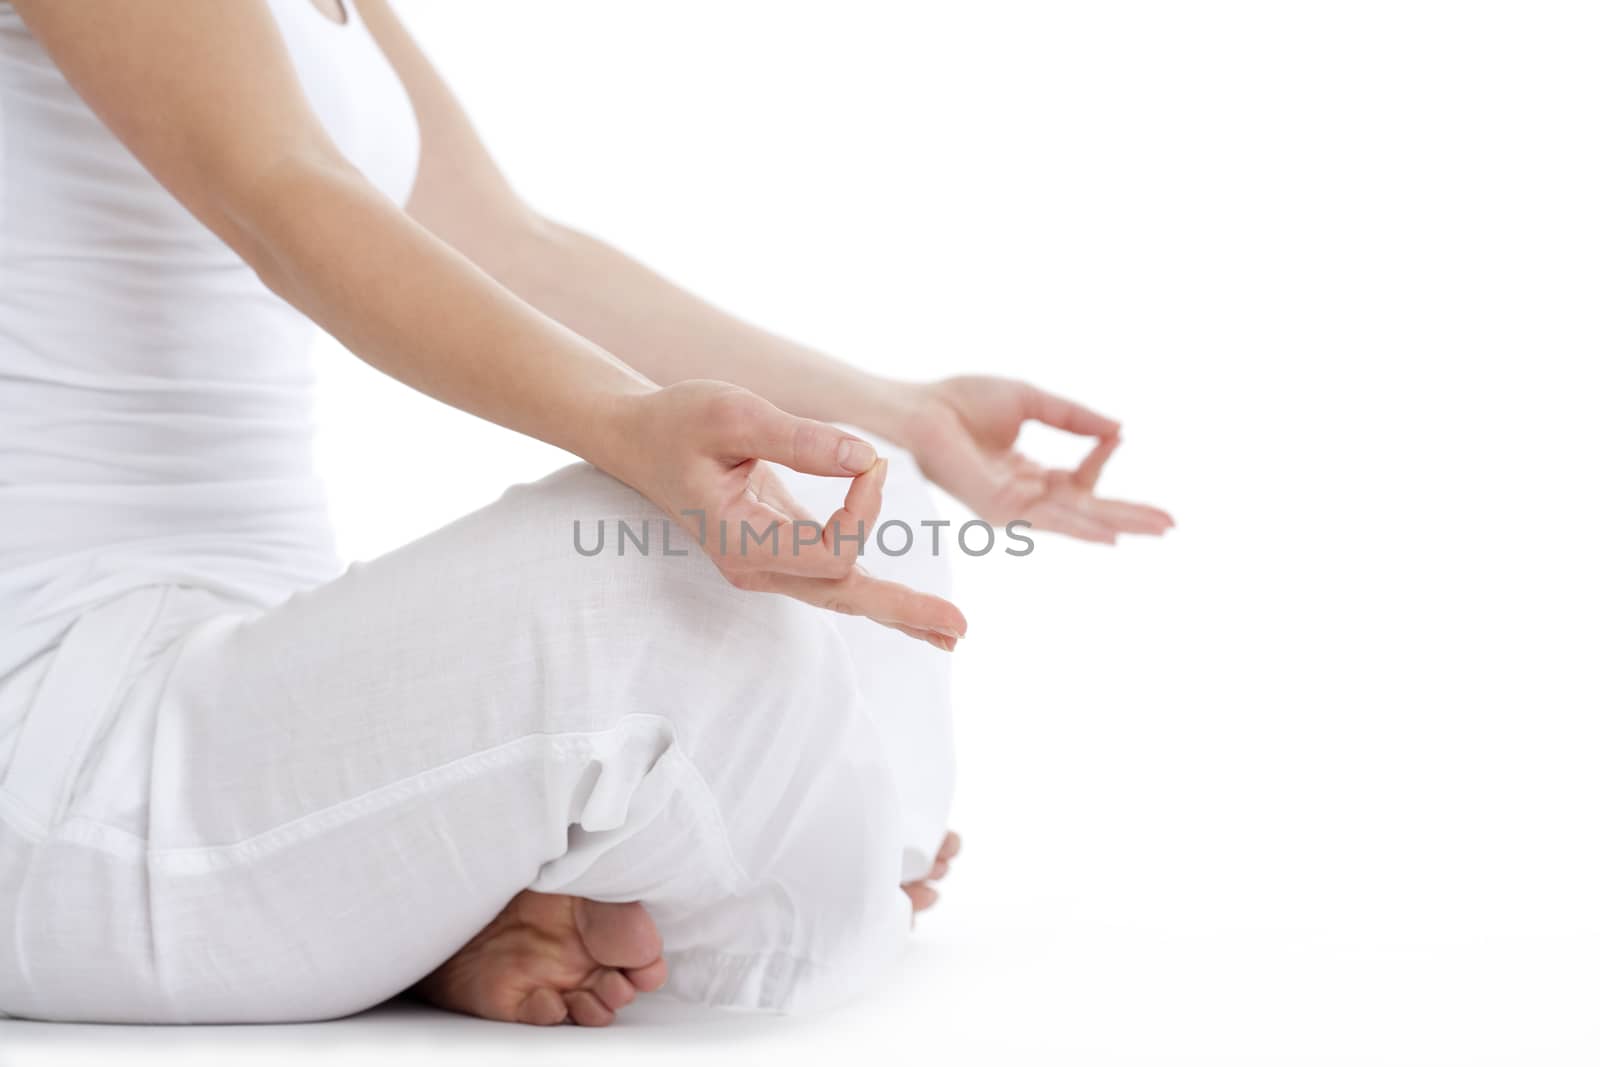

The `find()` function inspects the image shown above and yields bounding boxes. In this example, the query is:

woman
[0,0,1171,1028]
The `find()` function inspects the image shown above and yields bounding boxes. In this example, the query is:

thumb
[735,399,878,476]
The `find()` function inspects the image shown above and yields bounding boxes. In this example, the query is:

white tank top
[0,0,421,678]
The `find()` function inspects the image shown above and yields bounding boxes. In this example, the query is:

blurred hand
[612,380,967,650]
[902,376,1174,544]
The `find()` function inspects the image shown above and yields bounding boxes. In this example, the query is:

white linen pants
[0,447,955,1023]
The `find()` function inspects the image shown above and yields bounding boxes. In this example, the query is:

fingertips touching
[835,435,877,474]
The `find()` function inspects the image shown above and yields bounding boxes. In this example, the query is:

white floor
[6,916,1598,1067]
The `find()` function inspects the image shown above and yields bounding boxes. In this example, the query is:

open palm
[903,376,1174,544]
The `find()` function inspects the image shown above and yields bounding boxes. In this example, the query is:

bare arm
[15,0,965,641]
[452,214,922,442]
[362,2,1171,544]
[13,0,655,475]
[360,0,918,444]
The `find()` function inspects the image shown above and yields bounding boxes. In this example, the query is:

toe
[625,958,670,993]
[903,882,939,913]
[564,989,616,1027]
[517,987,569,1026]
[592,968,637,1012]
[574,899,663,970]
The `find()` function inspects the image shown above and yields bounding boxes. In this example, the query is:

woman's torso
[0,0,420,679]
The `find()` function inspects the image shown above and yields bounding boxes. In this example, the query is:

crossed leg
[412,439,963,1025]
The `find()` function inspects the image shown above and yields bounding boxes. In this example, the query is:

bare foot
[413,891,669,1027]
[902,830,961,914]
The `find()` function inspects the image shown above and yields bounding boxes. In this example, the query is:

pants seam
[147,713,680,868]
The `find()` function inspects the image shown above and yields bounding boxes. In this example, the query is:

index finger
[1072,436,1120,490]
[722,460,887,579]
[1024,385,1121,439]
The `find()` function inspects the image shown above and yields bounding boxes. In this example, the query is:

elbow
[214,147,371,301]
[406,174,570,279]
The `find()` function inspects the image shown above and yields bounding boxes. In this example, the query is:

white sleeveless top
[0,0,420,678]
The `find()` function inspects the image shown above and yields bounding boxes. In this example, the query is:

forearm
[456,204,923,446]
[345,0,912,441]
[240,158,653,475]
[13,0,654,480]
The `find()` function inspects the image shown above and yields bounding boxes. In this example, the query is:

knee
[514,464,843,656]
[495,464,880,747]
[500,462,852,698]
[615,549,863,761]
[500,462,661,530]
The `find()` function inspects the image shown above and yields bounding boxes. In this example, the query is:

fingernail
[837,438,876,473]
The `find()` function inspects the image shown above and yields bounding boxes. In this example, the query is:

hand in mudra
[611,380,967,650]
[903,376,1174,543]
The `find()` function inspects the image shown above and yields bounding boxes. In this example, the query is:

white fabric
[0,0,956,1023]
[1,457,956,1022]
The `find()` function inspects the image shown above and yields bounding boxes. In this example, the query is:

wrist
[565,375,658,485]
[846,375,935,448]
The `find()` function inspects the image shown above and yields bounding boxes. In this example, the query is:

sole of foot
[413,891,668,1027]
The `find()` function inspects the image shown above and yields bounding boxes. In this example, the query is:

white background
[7,1,1598,1064]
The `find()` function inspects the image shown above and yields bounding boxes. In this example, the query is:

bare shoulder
[9,0,346,240]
